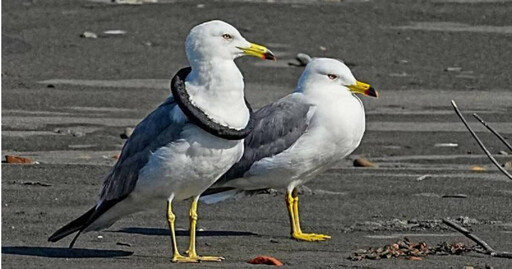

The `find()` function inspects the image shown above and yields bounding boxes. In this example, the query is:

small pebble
[103,30,127,35]
[5,155,34,164]
[120,127,134,139]
[434,143,458,148]
[471,166,486,172]
[72,131,85,137]
[248,256,283,266]
[353,157,376,168]
[445,67,462,72]
[80,31,98,39]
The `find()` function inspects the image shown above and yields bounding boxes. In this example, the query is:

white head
[185,20,275,65]
[296,58,378,99]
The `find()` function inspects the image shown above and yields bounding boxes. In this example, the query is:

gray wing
[215,93,314,185]
[99,97,186,201]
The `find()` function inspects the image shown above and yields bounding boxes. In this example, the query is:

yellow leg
[167,200,198,263]
[286,190,299,235]
[185,196,224,262]
[288,187,331,242]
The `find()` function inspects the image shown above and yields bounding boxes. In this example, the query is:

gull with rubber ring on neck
[48,20,275,263]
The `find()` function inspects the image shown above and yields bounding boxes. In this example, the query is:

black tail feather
[48,207,96,245]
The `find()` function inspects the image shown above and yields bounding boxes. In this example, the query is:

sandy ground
[2,0,512,268]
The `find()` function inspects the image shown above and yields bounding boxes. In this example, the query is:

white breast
[133,124,244,201]
[229,94,365,191]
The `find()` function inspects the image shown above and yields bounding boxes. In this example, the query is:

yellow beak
[238,43,276,61]
[348,81,378,98]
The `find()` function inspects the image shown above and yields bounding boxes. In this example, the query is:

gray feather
[100,97,185,201]
[215,94,313,185]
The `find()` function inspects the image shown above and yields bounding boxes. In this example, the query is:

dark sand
[2,0,512,268]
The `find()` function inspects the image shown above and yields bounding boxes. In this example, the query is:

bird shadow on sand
[2,246,133,258]
[113,227,258,237]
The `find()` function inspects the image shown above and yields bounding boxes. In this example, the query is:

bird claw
[292,232,331,242]
[197,255,225,262]
[172,254,200,263]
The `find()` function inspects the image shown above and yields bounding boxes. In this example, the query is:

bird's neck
[185,58,249,130]
[301,87,366,146]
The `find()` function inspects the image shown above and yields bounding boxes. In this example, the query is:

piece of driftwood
[473,113,512,152]
[451,100,512,180]
[442,218,512,259]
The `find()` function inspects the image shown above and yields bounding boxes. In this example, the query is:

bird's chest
[136,126,244,200]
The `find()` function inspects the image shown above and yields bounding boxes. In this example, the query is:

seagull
[202,58,378,241]
[48,20,275,263]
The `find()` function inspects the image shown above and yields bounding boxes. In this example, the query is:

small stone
[47,84,55,88]
[319,46,327,51]
[296,53,312,65]
[72,131,85,137]
[103,30,127,35]
[445,67,462,72]
[499,150,509,156]
[97,235,103,239]
[80,31,98,39]
[248,256,283,266]
[353,157,376,168]
[502,161,512,169]
[120,127,134,139]
[471,165,486,172]
[270,239,279,243]
[434,143,458,148]
[5,155,34,164]
[196,4,205,8]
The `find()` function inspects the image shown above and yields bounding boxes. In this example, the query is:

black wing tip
[47,206,96,244]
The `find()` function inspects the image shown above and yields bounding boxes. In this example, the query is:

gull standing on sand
[48,20,275,262]
[202,58,378,241]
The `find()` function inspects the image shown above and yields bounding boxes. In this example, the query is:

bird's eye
[222,34,233,40]
[327,74,338,80]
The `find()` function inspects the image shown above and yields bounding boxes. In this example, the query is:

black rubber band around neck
[170,67,254,140]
